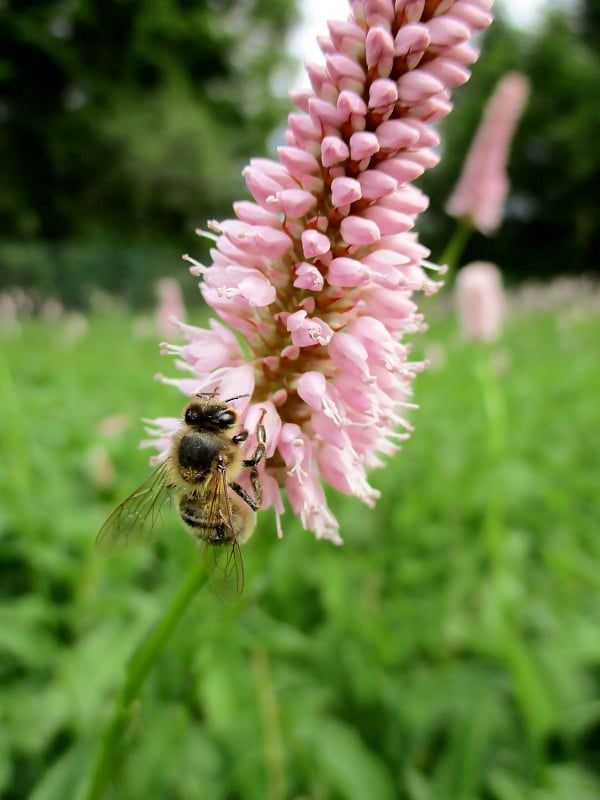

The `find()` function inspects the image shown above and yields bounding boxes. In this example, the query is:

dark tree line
[0,0,299,242]
[0,0,598,306]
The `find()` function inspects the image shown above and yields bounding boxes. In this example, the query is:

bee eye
[185,407,202,426]
[218,410,236,428]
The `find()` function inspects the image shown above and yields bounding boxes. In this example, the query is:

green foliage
[1,291,600,799]
[0,0,299,241]
[0,241,186,309]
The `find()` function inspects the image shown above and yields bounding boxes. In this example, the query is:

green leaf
[311,717,396,800]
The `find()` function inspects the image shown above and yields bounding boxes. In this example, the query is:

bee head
[184,400,238,431]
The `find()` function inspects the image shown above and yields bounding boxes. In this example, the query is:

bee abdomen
[179,495,232,544]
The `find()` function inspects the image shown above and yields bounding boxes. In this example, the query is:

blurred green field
[1,287,599,800]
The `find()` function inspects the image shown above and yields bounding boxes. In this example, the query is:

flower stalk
[77,559,211,800]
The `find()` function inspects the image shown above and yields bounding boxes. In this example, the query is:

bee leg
[241,408,267,468]
[229,470,262,512]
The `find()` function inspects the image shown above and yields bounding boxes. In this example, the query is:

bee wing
[202,466,245,594]
[199,537,245,596]
[96,461,174,552]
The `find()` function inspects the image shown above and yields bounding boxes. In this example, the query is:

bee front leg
[229,473,261,512]
[241,409,267,469]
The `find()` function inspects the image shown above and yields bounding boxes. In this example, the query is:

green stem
[439,217,474,284]
[77,558,211,800]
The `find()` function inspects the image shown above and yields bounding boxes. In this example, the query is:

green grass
[1,294,599,800]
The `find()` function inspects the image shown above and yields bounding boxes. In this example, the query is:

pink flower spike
[456,261,504,342]
[446,71,530,234]
[145,0,494,543]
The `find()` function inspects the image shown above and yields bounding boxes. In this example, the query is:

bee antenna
[223,394,250,403]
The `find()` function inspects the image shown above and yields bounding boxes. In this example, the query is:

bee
[97,394,267,592]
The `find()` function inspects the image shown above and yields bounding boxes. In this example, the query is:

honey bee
[97,394,267,591]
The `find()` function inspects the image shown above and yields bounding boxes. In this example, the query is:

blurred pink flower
[148,0,494,542]
[155,277,186,338]
[456,261,504,341]
[445,71,530,235]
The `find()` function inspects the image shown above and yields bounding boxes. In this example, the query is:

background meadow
[2,282,599,800]
[2,0,600,798]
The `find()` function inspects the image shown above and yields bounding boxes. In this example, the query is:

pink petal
[321,136,350,167]
[309,97,343,128]
[361,205,414,235]
[331,176,362,207]
[340,215,381,245]
[238,273,277,306]
[357,170,397,200]
[328,332,371,379]
[248,226,294,259]
[274,189,317,218]
[233,201,281,228]
[301,229,331,258]
[286,311,333,347]
[369,78,398,109]
[337,90,368,121]
[397,71,446,103]
[376,119,421,150]
[277,146,320,180]
[326,53,366,86]
[327,257,372,287]
[426,16,472,48]
[349,131,380,161]
[294,262,325,291]
[365,26,395,73]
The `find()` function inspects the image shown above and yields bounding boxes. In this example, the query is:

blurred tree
[578,0,600,51]
[0,0,299,243]
[418,4,600,280]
